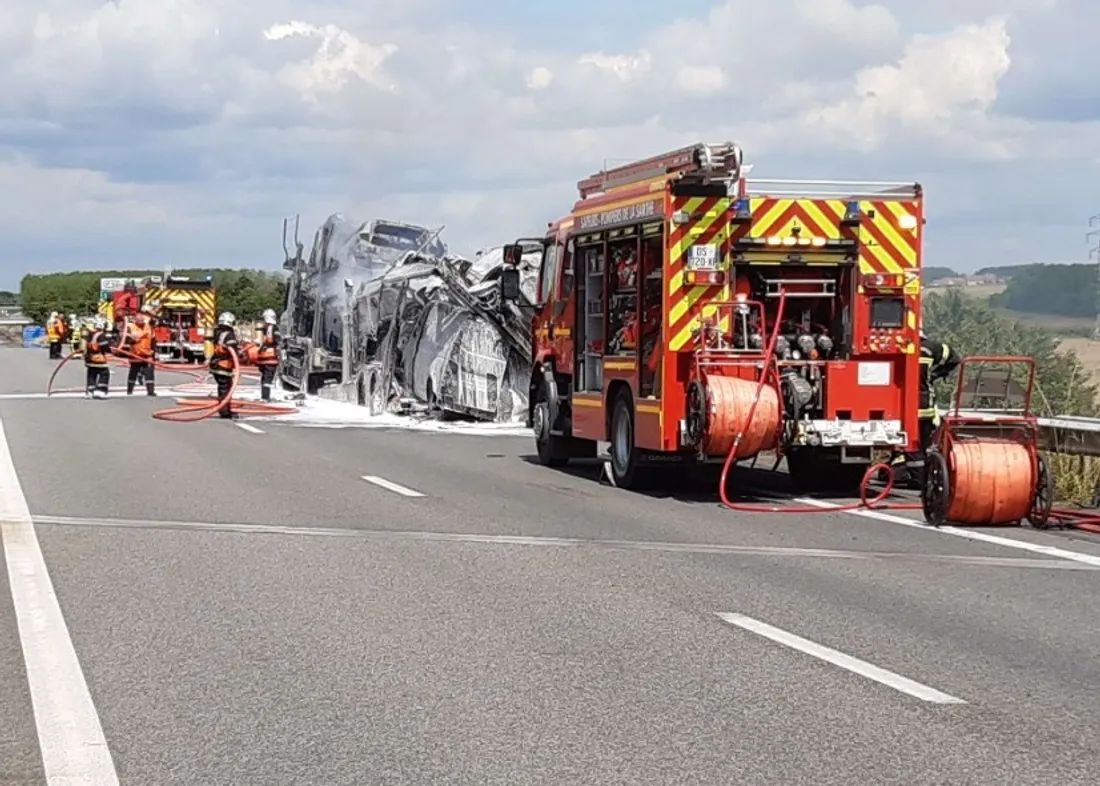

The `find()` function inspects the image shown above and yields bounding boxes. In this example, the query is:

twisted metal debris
[279,214,540,422]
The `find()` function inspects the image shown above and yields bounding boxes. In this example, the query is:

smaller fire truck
[501,142,925,493]
[97,275,216,363]
[142,277,216,363]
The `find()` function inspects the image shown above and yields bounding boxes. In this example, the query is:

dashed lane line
[716,612,966,704]
[361,475,425,497]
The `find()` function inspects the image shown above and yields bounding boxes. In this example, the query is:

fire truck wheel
[1027,453,1055,529]
[533,374,570,467]
[608,395,651,489]
[921,449,950,527]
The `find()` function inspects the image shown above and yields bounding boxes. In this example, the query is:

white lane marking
[234,422,264,434]
[361,475,425,497]
[716,612,966,705]
[0,388,198,400]
[17,514,1094,570]
[0,417,120,782]
[794,497,1100,568]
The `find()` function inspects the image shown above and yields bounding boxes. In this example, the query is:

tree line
[18,270,287,324]
[987,263,1097,318]
[923,262,1097,319]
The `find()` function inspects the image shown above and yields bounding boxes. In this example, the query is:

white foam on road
[0,415,120,783]
[716,612,966,704]
[257,396,530,436]
[794,497,1100,568]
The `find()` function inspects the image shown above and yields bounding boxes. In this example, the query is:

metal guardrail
[953,410,1100,457]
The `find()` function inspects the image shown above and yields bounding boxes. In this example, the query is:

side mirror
[500,267,520,301]
[502,244,522,265]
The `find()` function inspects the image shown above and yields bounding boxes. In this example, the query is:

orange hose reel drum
[946,439,1037,525]
[698,374,780,458]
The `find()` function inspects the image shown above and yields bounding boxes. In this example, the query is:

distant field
[1055,337,1100,384]
[993,309,1095,335]
[949,282,1006,298]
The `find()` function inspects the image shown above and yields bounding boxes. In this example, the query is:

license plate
[688,244,718,268]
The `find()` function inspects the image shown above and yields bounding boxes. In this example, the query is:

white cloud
[264,21,398,96]
[0,0,1096,287]
[526,67,553,90]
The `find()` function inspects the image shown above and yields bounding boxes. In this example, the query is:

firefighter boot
[146,382,156,396]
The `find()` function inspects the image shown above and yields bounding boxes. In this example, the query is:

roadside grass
[1048,453,1100,505]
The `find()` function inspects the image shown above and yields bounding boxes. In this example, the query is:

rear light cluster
[862,273,904,288]
[685,270,725,285]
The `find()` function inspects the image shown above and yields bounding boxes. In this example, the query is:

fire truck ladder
[743,178,921,199]
[577,142,744,198]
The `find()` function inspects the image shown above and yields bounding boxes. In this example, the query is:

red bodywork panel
[526,154,922,458]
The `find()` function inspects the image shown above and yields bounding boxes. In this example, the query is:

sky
[1,0,1098,289]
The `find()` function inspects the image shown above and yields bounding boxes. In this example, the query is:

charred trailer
[501,142,924,493]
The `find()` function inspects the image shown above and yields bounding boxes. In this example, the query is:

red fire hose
[713,296,1100,532]
[46,330,295,422]
[716,290,920,515]
[46,346,208,395]
[151,345,297,421]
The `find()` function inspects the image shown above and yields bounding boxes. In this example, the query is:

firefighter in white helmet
[68,314,82,353]
[83,316,114,398]
[209,312,239,419]
[255,308,280,401]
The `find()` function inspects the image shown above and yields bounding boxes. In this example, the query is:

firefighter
[46,312,63,359]
[84,316,113,398]
[892,329,960,486]
[68,314,81,354]
[255,308,280,401]
[918,328,960,451]
[210,312,239,419]
[122,306,157,395]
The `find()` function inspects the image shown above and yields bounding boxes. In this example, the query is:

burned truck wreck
[279,213,540,422]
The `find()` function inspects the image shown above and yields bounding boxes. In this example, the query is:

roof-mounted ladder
[577,141,743,198]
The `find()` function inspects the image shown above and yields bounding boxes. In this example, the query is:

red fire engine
[501,142,924,492]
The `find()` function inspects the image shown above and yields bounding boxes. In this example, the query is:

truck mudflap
[791,419,906,447]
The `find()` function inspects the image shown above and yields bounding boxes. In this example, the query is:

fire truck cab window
[538,243,561,304]
[607,235,638,355]
[869,296,904,328]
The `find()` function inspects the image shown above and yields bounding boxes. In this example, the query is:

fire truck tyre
[1027,454,1055,529]
[533,382,569,467]
[921,450,950,527]
[608,395,651,489]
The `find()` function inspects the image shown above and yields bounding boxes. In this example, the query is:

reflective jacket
[210,326,238,375]
[84,331,112,367]
[256,324,279,365]
[124,321,155,359]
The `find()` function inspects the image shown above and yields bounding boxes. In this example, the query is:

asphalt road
[2,346,1100,784]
